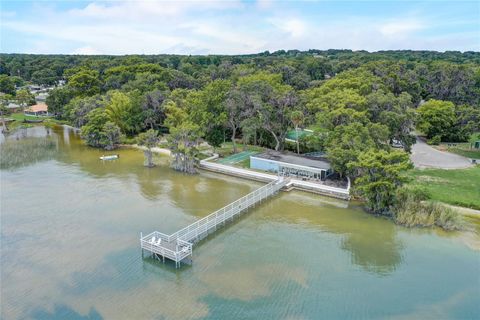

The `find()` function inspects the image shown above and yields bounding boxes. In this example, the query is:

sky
[1,0,479,55]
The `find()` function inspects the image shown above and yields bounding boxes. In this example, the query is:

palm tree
[290,111,304,154]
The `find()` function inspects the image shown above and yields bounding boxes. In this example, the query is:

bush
[393,186,463,230]
[121,136,136,144]
[427,135,441,145]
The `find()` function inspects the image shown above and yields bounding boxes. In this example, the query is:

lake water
[1,126,479,320]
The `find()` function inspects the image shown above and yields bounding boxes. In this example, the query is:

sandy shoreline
[122,143,172,156]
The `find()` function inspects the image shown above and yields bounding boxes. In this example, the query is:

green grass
[446,147,480,159]
[4,113,65,132]
[435,132,480,159]
[406,166,480,210]
[9,112,49,121]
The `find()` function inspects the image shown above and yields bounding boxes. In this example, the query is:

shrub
[393,186,463,230]
[427,135,441,145]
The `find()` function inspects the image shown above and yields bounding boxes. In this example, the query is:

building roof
[6,102,20,109]
[251,150,331,171]
[26,103,48,112]
[36,92,49,101]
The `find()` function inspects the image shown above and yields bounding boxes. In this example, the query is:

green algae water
[1,126,479,319]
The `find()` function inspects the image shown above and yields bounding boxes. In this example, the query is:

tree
[240,117,262,147]
[165,102,201,174]
[106,91,130,130]
[205,126,224,152]
[0,104,10,133]
[187,79,231,150]
[451,104,480,141]
[325,122,389,178]
[141,89,166,130]
[137,129,159,167]
[80,108,120,149]
[349,149,413,215]
[15,89,35,111]
[238,72,296,151]
[417,99,456,141]
[226,87,248,153]
[64,96,106,128]
[81,108,109,148]
[43,119,55,135]
[31,69,57,86]
[0,75,15,95]
[101,121,122,150]
[290,110,304,154]
[105,91,141,135]
[46,87,74,118]
[67,69,101,96]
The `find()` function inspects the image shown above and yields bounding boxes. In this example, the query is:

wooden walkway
[198,155,351,200]
[140,178,288,268]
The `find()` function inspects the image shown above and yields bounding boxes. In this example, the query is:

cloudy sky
[1,0,478,55]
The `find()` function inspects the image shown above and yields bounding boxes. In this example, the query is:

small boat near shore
[100,154,120,161]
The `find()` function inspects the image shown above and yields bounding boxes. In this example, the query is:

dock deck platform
[141,178,288,268]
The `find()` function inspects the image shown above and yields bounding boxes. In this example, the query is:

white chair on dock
[181,246,189,253]
[149,236,156,244]
[155,238,162,246]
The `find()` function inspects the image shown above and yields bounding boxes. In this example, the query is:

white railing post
[142,178,287,267]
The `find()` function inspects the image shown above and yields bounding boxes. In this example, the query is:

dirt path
[444,204,480,217]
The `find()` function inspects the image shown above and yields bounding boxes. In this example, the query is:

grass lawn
[446,147,480,159]
[5,113,66,131]
[435,132,480,159]
[9,112,49,121]
[406,166,480,210]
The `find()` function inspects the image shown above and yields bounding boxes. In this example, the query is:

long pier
[140,178,288,268]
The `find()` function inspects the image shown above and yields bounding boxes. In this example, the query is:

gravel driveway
[410,138,473,169]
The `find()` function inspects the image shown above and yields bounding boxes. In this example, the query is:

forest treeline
[1,50,479,221]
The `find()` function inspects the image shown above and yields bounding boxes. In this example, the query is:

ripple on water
[1,126,479,320]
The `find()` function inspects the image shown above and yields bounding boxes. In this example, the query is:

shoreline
[121,143,172,156]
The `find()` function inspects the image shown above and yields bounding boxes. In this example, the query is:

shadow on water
[139,199,270,273]
[142,254,193,275]
[261,193,404,275]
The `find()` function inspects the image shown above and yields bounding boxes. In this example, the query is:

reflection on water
[0,136,57,170]
[1,126,479,320]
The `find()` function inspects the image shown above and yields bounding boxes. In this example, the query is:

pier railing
[173,178,286,243]
[141,178,287,267]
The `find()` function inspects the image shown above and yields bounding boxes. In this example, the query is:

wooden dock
[140,178,288,268]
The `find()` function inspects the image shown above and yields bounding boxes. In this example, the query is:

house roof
[27,103,48,112]
[251,150,331,171]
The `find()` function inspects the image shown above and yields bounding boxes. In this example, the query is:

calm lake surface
[1,126,479,320]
